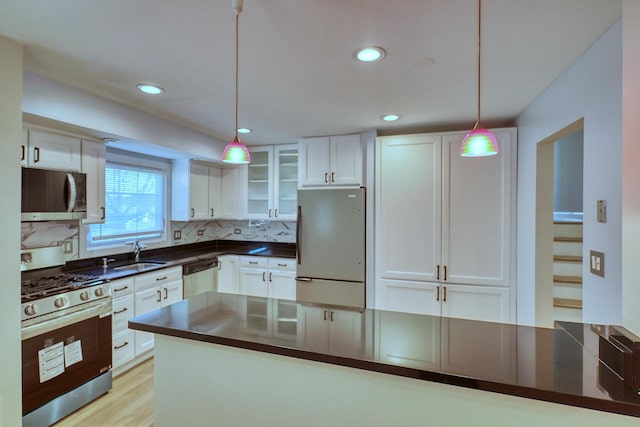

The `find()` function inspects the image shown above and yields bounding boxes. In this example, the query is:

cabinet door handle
[323,310,328,321]
[100,206,106,220]
[34,147,40,163]
[210,208,214,217]
[274,209,278,218]
[114,341,129,350]
[330,310,334,322]
[163,287,168,299]
[156,276,168,281]
[436,265,440,281]
[21,145,25,161]
[190,208,195,218]
[443,286,447,302]
[436,286,440,302]
[444,266,447,281]
[324,172,328,183]
[113,307,128,315]
[269,209,272,218]
[331,172,335,183]
[269,272,272,282]
[156,290,162,302]
[262,272,266,282]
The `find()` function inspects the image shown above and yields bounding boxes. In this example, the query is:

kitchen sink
[112,261,166,272]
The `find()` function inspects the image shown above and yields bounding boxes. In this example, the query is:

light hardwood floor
[53,359,154,427]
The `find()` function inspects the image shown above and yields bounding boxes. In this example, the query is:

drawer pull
[249,261,258,265]
[114,341,129,350]
[113,286,129,292]
[156,276,168,281]
[113,307,129,315]
[277,263,288,267]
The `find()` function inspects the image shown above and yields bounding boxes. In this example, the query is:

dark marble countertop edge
[35,240,297,281]
[128,319,640,419]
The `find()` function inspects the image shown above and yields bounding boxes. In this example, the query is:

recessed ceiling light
[136,84,165,95]
[237,128,252,134]
[354,46,386,62]
[381,114,400,122]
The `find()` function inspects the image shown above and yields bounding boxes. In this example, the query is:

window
[88,158,168,247]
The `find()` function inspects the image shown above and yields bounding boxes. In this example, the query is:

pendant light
[459,0,498,157]
[222,0,251,164]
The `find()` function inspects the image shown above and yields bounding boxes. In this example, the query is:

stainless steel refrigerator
[295,188,365,309]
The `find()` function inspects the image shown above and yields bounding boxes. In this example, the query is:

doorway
[535,119,584,327]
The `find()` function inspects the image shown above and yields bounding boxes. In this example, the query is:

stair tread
[554,236,583,243]
[554,298,583,309]
[554,255,583,262]
[554,275,582,284]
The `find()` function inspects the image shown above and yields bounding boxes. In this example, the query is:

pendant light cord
[476,0,482,129]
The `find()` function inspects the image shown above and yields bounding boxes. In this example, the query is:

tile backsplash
[20,220,296,262]
[171,220,296,245]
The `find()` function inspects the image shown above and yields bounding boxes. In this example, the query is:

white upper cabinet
[24,129,82,171]
[375,129,517,323]
[81,139,106,224]
[244,144,298,220]
[172,159,242,221]
[298,134,362,188]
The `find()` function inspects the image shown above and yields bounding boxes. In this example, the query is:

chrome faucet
[131,240,147,262]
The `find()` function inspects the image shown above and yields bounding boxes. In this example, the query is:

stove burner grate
[21,273,103,301]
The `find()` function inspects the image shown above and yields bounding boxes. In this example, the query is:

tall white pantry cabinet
[374,128,517,323]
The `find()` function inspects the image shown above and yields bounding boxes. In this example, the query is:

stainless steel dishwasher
[182,258,219,298]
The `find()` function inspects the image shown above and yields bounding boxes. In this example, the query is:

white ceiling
[0,0,622,146]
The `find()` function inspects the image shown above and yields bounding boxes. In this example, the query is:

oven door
[21,298,112,416]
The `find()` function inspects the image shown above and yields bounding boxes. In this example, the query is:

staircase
[553,221,583,322]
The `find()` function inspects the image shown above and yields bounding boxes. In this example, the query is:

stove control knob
[80,291,90,301]
[94,287,104,297]
[24,304,36,316]
[54,297,68,308]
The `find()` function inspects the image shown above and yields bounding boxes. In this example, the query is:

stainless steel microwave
[21,168,87,221]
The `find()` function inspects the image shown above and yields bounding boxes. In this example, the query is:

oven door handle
[21,298,112,341]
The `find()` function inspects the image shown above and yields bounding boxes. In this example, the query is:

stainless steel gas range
[21,272,113,427]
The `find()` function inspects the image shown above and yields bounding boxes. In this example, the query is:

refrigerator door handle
[296,205,302,265]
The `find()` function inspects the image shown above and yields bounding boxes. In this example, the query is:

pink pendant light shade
[459,123,499,157]
[223,136,251,163]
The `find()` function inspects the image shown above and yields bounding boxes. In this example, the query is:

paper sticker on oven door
[38,342,64,383]
[64,340,83,367]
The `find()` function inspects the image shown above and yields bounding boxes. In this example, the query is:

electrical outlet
[197,229,204,236]
[173,230,182,240]
[234,228,241,234]
[590,250,605,277]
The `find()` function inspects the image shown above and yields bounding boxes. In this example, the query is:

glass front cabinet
[246,145,298,220]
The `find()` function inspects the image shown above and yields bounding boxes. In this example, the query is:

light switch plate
[590,250,605,277]
[173,230,182,240]
[597,200,607,223]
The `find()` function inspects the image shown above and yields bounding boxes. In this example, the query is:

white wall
[622,0,640,335]
[22,71,227,162]
[0,36,24,427]
[516,21,622,325]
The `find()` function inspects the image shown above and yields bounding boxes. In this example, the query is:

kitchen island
[129,291,640,427]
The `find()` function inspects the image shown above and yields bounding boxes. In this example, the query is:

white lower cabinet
[133,267,183,359]
[239,256,296,300]
[109,277,135,371]
[378,279,510,323]
[217,255,240,294]
[297,305,363,357]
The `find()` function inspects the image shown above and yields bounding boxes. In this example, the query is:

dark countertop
[129,291,640,419]
[22,241,296,282]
